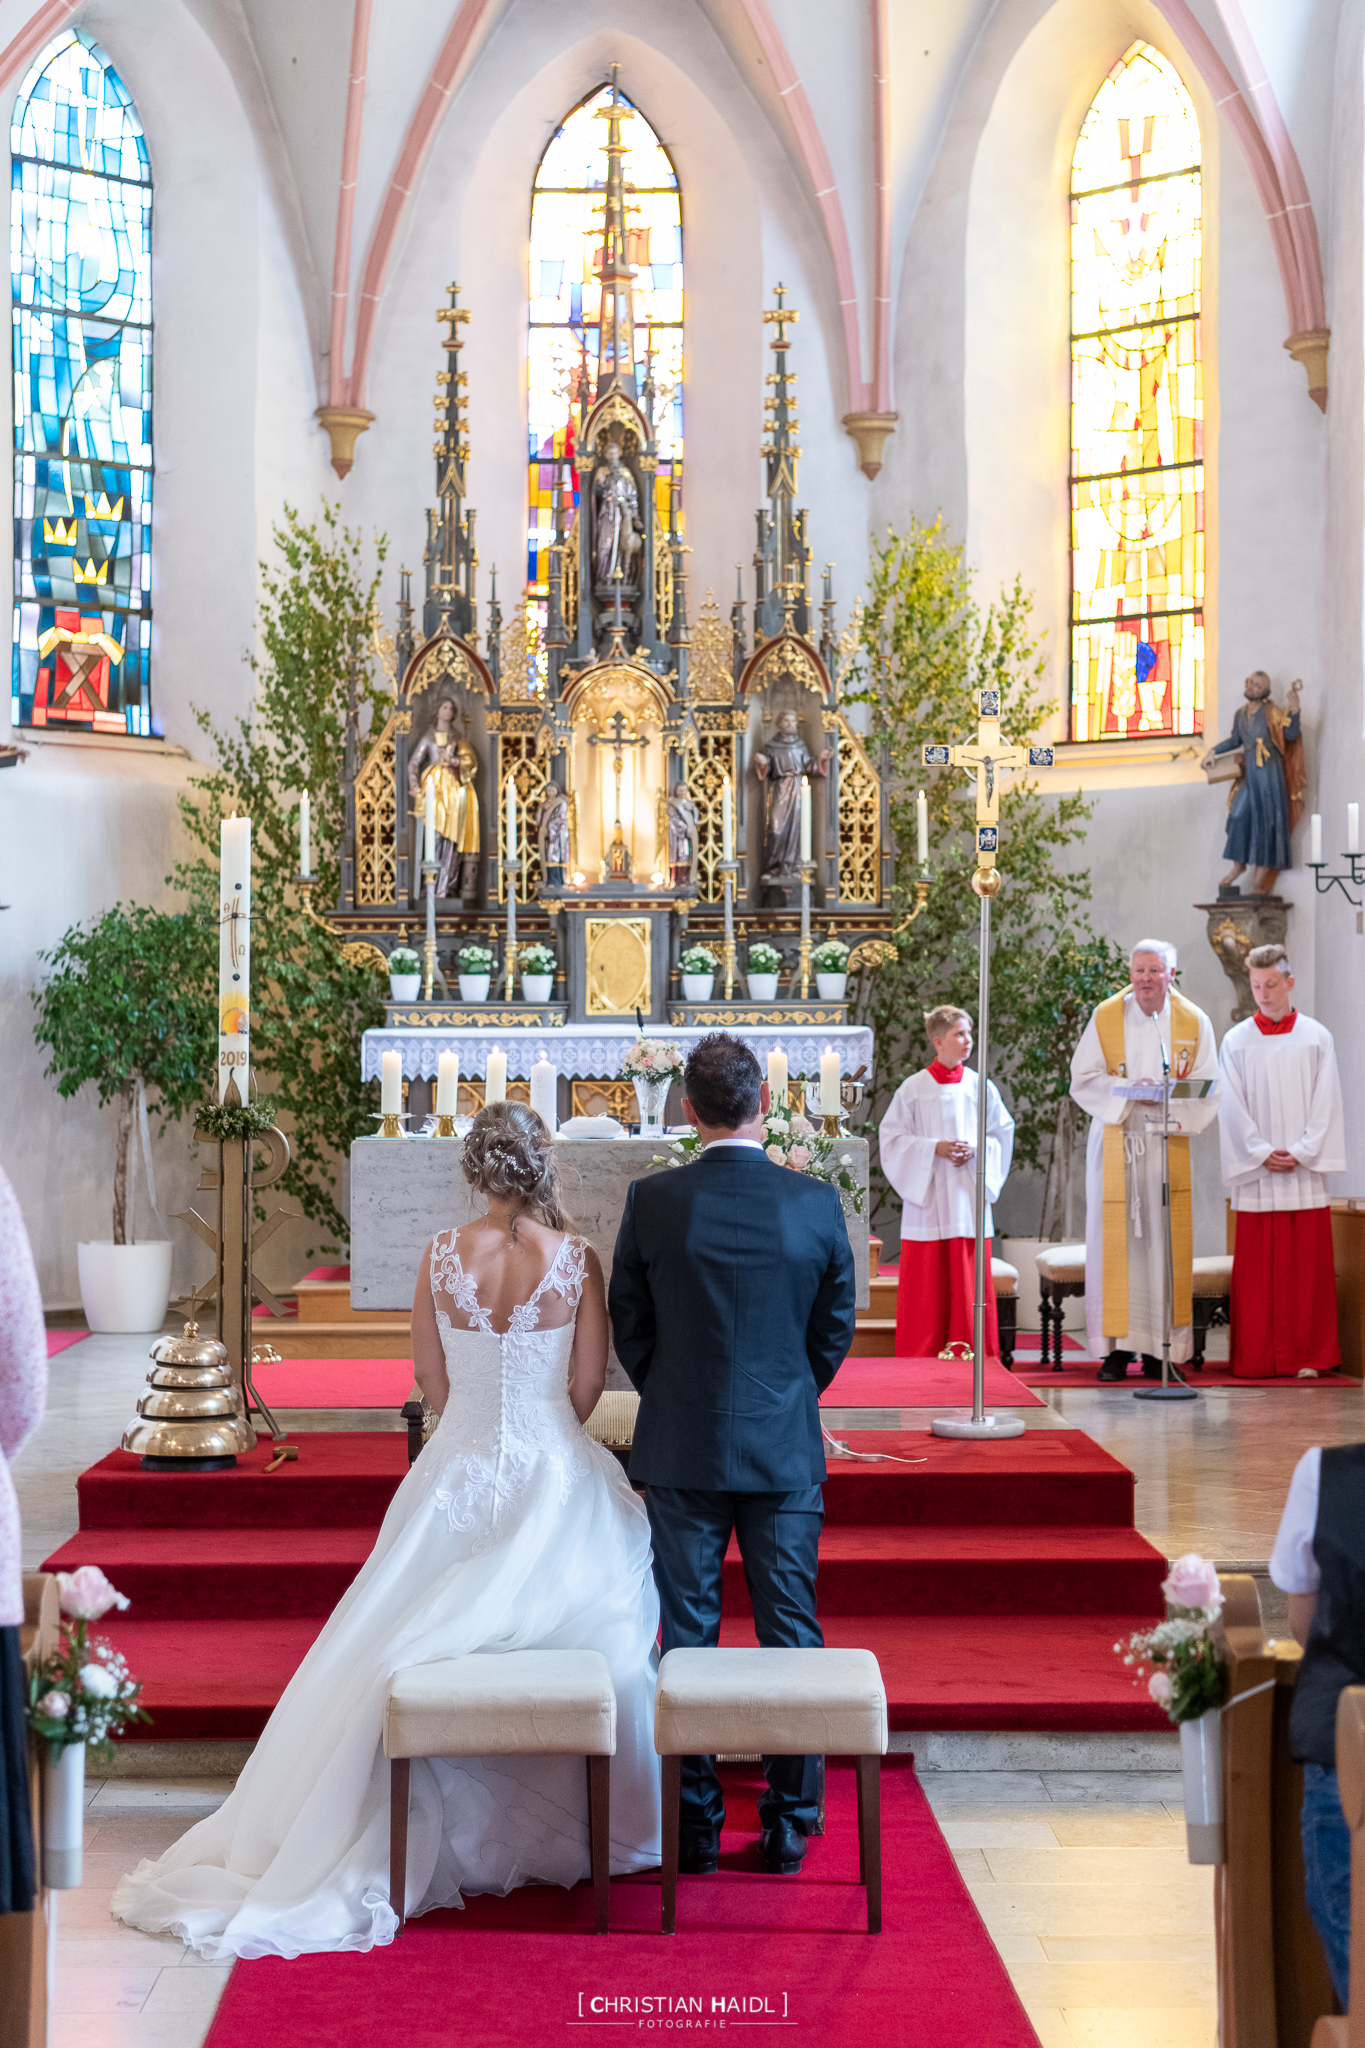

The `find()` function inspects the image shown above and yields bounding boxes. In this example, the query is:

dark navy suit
[608,1141,857,1844]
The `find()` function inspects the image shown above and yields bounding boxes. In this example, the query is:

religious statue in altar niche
[536,786,570,888]
[1200,670,1306,897]
[407,696,480,900]
[754,710,832,882]
[592,441,644,589]
[664,781,699,888]
[604,821,634,880]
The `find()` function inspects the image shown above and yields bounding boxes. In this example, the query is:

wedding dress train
[112,1230,661,1959]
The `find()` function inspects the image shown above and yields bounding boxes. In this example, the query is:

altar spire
[755,285,810,641]
[423,282,477,641]
[591,66,639,407]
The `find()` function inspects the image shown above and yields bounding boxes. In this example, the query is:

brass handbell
[122,1321,257,1471]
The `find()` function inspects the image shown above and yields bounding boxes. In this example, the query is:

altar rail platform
[48,1422,1168,1741]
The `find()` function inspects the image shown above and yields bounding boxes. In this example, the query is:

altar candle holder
[1308,853,1365,909]
[717,857,739,999]
[503,860,519,1003]
[421,859,439,999]
[434,1115,457,1138]
[798,861,816,998]
[371,1111,409,1139]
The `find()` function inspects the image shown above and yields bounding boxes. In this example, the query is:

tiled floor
[18,1328,1357,2047]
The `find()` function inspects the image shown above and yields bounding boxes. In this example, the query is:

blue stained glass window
[11,30,153,737]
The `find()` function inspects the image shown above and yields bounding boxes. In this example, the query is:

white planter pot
[458,974,491,1002]
[42,1740,85,1889]
[682,975,715,1002]
[388,973,421,1001]
[77,1240,173,1334]
[747,973,779,1001]
[521,974,553,1003]
[1180,1708,1224,1864]
[816,972,848,1001]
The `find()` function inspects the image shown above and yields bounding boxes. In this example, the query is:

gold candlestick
[503,859,519,1003]
[435,1114,457,1138]
[798,860,815,998]
[718,857,738,999]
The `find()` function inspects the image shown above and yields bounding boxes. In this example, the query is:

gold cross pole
[922,685,1055,1443]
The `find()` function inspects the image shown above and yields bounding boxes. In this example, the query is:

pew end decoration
[1116,1551,1227,1863]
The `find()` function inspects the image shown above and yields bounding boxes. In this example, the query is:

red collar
[928,1059,964,1084]
[1253,1009,1297,1036]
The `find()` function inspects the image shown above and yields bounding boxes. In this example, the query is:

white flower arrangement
[679,945,718,974]
[811,939,849,973]
[387,946,421,975]
[747,942,782,974]
[520,943,557,976]
[651,1088,864,1214]
[620,1037,685,1085]
[457,943,495,972]
[27,1567,149,1756]
[1115,1552,1227,1724]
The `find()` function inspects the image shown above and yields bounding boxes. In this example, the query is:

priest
[880,1005,1014,1358]
[1219,944,1345,1377]
[1070,941,1220,1382]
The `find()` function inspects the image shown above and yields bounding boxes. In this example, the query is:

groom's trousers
[645,1485,824,1845]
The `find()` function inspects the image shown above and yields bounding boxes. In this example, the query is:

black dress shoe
[760,1819,808,1874]
[1097,1351,1132,1383]
[1140,1356,1189,1386]
[678,1837,720,1875]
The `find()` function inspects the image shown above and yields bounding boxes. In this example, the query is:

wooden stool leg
[389,1756,411,1935]
[661,1754,681,1935]
[586,1755,611,1934]
[857,1754,882,1933]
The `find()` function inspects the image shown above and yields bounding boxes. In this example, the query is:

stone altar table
[350,1134,870,1389]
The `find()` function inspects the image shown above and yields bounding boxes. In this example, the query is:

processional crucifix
[922,684,1054,1442]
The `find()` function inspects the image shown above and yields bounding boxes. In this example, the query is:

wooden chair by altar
[1311,1688,1365,2048]
[1214,1573,1339,2048]
[1036,1244,1085,1369]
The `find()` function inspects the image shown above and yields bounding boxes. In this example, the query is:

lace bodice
[430,1227,587,1336]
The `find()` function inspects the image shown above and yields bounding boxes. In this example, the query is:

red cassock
[1230,1208,1340,1377]
[893,1238,1001,1360]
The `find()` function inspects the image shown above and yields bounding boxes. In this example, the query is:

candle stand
[798,862,816,997]
[717,858,739,998]
[1308,852,1365,909]
[893,873,932,935]
[503,860,520,1003]
[421,859,440,998]
[434,1114,458,1138]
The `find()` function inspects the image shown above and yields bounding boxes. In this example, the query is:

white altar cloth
[361,1020,876,1083]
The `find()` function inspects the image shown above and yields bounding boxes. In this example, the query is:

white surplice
[1069,992,1219,1362]
[879,1067,1014,1242]
[1218,1014,1345,1211]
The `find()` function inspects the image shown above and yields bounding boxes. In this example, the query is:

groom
[609,1032,857,1876]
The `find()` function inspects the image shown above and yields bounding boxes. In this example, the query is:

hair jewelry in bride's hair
[462,1100,568,1237]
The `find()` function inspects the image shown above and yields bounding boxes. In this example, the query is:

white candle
[768,1047,788,1107]
[722,775,733,862]
[486,1046,507,1104]
[529,1052,556,1132]
[1349,804,1360,855]
[218,814,251,1100]
[424,778,436,864]
[380,1049,402,1116]
[505,777,517,862]
[299,791,310,878]
[436,1050,459,1117]
[819,1045,841,1114]
[1310,813,1323,864]
[799,778,811,862]
[916,788,928,868]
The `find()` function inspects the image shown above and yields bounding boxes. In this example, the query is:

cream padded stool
[1191,1254,1234,1370]
[992,1258,1020,1369]
[1036,1243,1086,1370]
[383,1650,617,1934]
[654,1647,889,1934]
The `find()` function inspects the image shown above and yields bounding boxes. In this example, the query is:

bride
[113,1103,661,1958]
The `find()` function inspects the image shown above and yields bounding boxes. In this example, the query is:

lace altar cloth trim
[361,1022,875,1082]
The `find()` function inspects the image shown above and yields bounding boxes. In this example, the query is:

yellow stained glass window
[527,84,682,599]
[1070,42,1204,743]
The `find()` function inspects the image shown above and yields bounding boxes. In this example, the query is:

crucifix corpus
[588,708,649,876]
[922,685,1055,1441]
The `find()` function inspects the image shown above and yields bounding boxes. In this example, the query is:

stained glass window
[527,84,681,602]
[11,29,153,736]
[1070,42,1203,743]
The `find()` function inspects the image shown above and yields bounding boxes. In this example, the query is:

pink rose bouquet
[1115,1549,1226,1725]
[29,1569,149,1754]
[650,1075,864,1215]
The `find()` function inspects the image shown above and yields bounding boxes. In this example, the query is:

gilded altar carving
[689,589,733,701]
[586,917,651,1014]
[836,715,881,906]
[354,711,406,906]
[406,636,478,700]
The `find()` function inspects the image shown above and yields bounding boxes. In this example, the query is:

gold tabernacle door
[586,917,651,1014]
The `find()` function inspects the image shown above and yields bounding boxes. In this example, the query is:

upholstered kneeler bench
[992,1258,1020,1369]
[1191,1254,1233,1369]
[653,1646,888,1934]
[1036,1243,1086,1369]
[383,1650,618,1934]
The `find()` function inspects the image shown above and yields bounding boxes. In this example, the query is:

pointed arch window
[527,84,682,603]
[11,29,152,735]
[1070,42,1203,743]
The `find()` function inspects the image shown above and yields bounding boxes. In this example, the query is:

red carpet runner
[201,1761,1042,2048]
[49,1424,1168,1739]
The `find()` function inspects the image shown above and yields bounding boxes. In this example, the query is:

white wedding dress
[112,1229,661,1959]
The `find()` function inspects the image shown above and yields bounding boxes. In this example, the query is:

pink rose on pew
[789,1145,811,1169]
[1161,1553,1222,1614]
[57,1566,130,1621]
[1148,1671,1173,1706]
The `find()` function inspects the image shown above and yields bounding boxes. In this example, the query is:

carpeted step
[818,1429,1137,1527]
[75,1438,409,1530]
[97,1617,326,1740]
[42,1528,375,1619]
[721,1524,1167,1616]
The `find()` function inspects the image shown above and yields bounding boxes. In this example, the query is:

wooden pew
[0,1574,60,2048]
[1217,1573,1340,2048]
[1310,1686,1365,2048]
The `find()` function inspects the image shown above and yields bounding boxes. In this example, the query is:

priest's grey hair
[1129,938,1177,970]
[1247,943,1294,975]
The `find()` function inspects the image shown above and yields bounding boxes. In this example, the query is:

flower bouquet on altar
[652,1088,865,1215]
[1116,1553,1227,1865]
[27,1567,150,1888]
[620,1038,685,1134]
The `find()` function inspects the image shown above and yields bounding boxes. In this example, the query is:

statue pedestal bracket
[1196,896,1289,1023]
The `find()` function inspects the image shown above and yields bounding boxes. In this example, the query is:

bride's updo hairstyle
[461,1100,568,1237]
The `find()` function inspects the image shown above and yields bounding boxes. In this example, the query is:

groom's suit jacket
[608,1144,857,1491]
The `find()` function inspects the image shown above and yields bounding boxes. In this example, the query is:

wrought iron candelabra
[1308,851,1365,909]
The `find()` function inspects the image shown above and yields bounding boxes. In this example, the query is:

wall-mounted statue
[592,440,644,589]
[664,780,700,889]
[754,709,832,883]
[407,695,480,900]
[1200,671,1305,897]
[536,786,570,888]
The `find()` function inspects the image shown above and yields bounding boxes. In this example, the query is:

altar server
[1070,942,1219,1382]
[880,1005,1014,1358]
[1219,944,1345,1377]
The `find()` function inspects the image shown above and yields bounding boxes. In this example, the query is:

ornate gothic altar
[331,74,893,1107]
